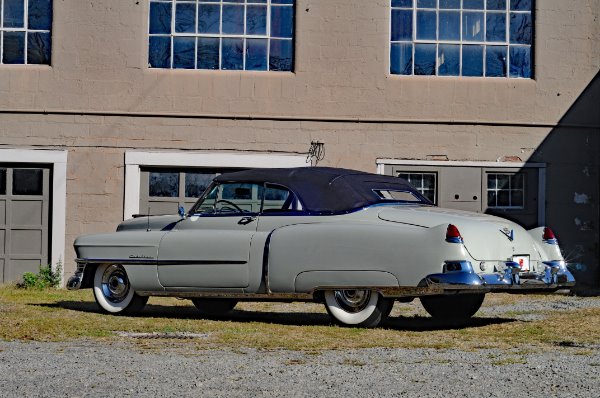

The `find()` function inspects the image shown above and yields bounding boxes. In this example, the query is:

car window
[192,184,218,214]
[372,189,422,203]
[192,183,262,215]
[260,184,303,213]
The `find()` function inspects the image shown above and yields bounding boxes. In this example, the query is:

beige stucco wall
[0,0,598,283]
[0,0,597,122]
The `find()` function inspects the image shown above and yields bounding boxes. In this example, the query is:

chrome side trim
[75,258,246,266]
[76,258,154,265]
[136,291,315,301]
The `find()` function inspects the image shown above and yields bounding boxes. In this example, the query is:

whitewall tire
[324,290,392,328]
[93,263,148,314]
[420,293,485,320]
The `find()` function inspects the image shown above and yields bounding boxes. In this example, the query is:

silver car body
[69,168,574,301]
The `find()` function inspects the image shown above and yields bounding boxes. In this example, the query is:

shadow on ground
[35,301,516,331]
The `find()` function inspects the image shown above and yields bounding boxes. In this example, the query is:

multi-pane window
[0,0,52,65]
[397,172,437,204]
[148,0,294,71]
[149,170,217,198]
[487,173,524,209]
[390,0,532,78]
[144,169,219,215]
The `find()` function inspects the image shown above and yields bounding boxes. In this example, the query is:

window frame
[486,171,526,210]
[389,0,533,78]
[142,167,241,216]
[0,0,52,66]
[126,151,308,220]
[259,182,304,215]
[147,0,295,71]
[396,171,438,204]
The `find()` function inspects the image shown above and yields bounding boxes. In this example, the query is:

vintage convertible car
[68,167,575,327]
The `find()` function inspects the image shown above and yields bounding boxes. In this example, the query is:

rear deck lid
[378,206,541,261]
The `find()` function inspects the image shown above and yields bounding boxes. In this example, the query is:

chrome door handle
[238,216,256,225]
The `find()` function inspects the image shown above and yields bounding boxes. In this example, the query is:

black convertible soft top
[214,167,430,214]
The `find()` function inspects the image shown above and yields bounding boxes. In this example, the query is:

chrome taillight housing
[446,224,463,244]
[543,227,558,245]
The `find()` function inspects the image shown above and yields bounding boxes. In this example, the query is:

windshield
[189,182,304,215]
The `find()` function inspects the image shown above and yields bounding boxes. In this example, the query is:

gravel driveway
[1,341,599,397]
[1,295,599,397]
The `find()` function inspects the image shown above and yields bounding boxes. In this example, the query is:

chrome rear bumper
[422,260,575,293]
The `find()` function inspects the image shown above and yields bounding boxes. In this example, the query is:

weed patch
[18,262,62,290]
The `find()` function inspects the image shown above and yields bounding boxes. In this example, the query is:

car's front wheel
[191,299,237,316]
[324,289,393,328]
[420,293,485,320]
[93,263,148,314]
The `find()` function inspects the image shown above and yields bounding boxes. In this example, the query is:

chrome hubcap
[334,290,372,313]
[101,265,130,303]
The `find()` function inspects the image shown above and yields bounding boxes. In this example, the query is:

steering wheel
[215,199,245,213]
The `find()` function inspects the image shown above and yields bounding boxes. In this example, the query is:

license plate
[513,255,530,272]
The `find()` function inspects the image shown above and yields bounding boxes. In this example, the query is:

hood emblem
[500,227,514,241]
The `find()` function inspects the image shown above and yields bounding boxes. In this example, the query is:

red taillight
[543,227,558,244]
[446,224,463,243]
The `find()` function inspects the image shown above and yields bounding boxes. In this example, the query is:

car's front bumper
[421,260,576,293]
[66,263,86,290]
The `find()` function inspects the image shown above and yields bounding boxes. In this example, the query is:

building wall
[0,0,598,285]
[0,1,597,121]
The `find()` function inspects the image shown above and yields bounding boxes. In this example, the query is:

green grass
[1,286,600,351]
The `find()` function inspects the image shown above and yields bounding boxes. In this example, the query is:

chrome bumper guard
[66,263,86,290]
[423,260,575,292]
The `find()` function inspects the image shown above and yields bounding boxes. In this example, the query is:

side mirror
[178,206,186,219]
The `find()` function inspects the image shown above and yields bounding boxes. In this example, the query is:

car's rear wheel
[324,289,393,328]
[191,299,237,316]
[93,263,148,314]
[420,293,485,320]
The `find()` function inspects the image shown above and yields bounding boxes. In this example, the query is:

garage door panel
[11,201,43,226]
[11,230,42,255]
[0,200,5,224]
[148,201,179,216]
[0,166,50,283]
[5,259,40,281]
